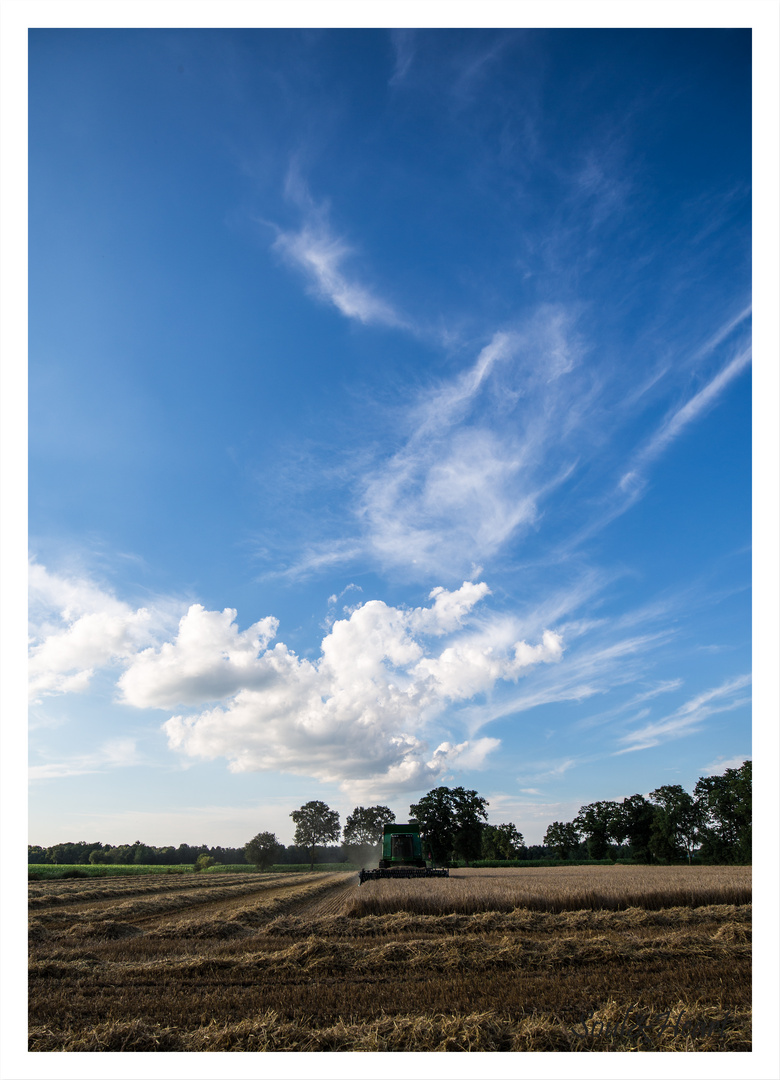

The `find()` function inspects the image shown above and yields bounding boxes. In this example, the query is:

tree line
[250,762,751,869]
[26,840,349,867]
[543,760,751,865]
[29,760,750,868]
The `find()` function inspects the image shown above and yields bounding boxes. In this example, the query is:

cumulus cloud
[118,605,279,709]
[160,582,563,795]
[28,564,562,795]
[28,561,160,703]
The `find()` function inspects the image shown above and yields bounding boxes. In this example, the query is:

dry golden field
[28,865,751,1052]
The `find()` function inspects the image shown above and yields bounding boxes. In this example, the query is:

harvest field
[28,865,751,1052]
[27,862,356,880]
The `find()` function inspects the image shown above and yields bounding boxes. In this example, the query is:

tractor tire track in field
[29,872,296,911]
[29,873,355,936]
[132,873,352,930]
[296,878,358,917]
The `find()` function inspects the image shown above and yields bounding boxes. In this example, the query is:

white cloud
[484,792,589,844]
[118,605,279,709]
[415,628,563,701]
[29,559,129,625]
[462,625,674,738]
[616,674,752,754]
[389,29,415,86]
[690,304,751,363]
[322,583,364,629]
[27,561,161,703]
[273,217,402,327]
[575,678,684,730]
[159,582,563,796]
[699,754,751,776]
[29,738,141,781]
[31,565,560,795]
[360,315,589,576]
[620,344,752,493]
[517,758,579,782]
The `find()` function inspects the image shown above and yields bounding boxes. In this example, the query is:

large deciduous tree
[481,823,525,860]
[648,785,701,863]
[694,760,751,864]
[616,794,657,863]
[290,801,341,870]
[409,786,488,865]
[409,787,455,864]
[574,801,622,860]
[244,831,283,871]
[343,805,396,853]
[543,820,582,860]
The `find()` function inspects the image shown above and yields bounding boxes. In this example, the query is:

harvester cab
[357,822,449,885]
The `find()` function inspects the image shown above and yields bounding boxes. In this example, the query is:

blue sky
[25,26,758,848]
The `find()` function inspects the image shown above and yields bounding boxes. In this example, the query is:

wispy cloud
[689,303,752,363]
[620,342,751,495]
[463,628,674,738]
[699,753,751,775]
[274,220,402,327]
[29,738,141,781]
[451,33,516,101]
[359,312,591,577]
[575,679,684,730]
[553,305,753,553]
[615,674,752,754]
[389,30,415,87]
[263,541,363,583]
[271,174,404,328]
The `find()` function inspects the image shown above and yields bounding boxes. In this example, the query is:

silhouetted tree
[648,785,701,863]
[290,801,341,870]
[544,821,582,860]
[410,786,488,865]
[695,760,751,863]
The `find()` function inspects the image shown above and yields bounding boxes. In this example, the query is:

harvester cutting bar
[358,866,449,885]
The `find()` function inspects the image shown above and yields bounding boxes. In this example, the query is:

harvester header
[357,822,449,884]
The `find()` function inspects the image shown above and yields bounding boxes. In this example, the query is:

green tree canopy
[290,801,341,870]
[343,805,396,847]
[648,785,701,863]
[409,786,489,865]
[616,794,657,863]
[694,760,751,864]
[574,801,622,860]
[481,822,525,860]
[244,831,283,871]
[543,820,582,860]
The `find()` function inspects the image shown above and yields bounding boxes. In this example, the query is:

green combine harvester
[357,822,449,884]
